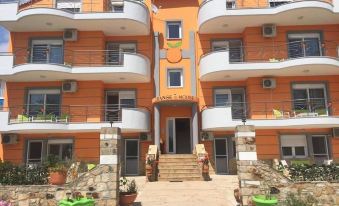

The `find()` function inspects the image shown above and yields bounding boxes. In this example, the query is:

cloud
[0,42,8,52]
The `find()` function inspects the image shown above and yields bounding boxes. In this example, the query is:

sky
[0,26,9,52]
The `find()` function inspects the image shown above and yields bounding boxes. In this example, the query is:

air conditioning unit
[200,131,213,141]
[140,133,151,141]
[62,81,77,93]
[262,24,276,37]
[332,128,339,138]
[1,134,18,144]
[262,78,276,89]
[63,29,78,41]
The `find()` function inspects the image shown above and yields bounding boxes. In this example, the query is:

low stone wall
[251,161,339,206]
[0,165,119,206]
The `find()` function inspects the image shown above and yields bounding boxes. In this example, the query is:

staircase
[158,154,203,181]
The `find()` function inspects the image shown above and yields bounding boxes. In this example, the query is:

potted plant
[252,184,278,206]
[145,156,155,175]
[44,155,69,185]
[198,154,209,174]
[119,177,138,206]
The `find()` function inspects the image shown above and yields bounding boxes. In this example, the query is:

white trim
[31,39,63,45]
[292,83,326,89]
[214,88,232,106]
[281,134,308,158]
[288,33,321,39]
[28,89,61,95]
[48,139,73,144]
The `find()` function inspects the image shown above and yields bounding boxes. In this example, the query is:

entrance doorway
[214,138,229,174]
[167,118,191,154]
[125,139,139,175]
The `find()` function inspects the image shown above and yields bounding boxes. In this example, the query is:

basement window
[280,135,308,159]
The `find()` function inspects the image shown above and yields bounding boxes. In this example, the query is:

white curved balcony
[200,41,339,81]
[0,106,150,133]
[202,106,339,131]
[0,51,150,83]
[198,0,339,33]
[0,0,150,35]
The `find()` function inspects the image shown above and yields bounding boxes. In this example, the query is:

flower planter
[145,164,153,176]
[119,193,137,206]
[59,198,95,206]
[49,171,67,185]
[252,195,278,206]
[202,164,209,173]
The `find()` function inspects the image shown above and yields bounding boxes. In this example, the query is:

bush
[282,192,318,206]
[0,161,49,185]
[288,163,338,182]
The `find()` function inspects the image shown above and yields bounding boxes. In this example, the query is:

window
[27,89,61,117]
[288,33,322,58]
[211,40,243,62]
[106,43,136,65]
[226,0,236,9]
[269,0,290,7]
[166,21,182,39]
[280,135,308,158]
[167,69,183,87]
[27,139,73,165]
[312,135,328,156]
[105,90,136,121]
[56,0,81,12]
[292,84,328,116]
[214,88,246,119]
[31,39,63,64]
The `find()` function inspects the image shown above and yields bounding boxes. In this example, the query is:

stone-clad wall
[0,164,119,206]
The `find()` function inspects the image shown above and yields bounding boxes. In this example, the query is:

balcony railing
[203,98,335,120]
[201,0,332,10]
[13,48,139,67]
[206,40,339,63]
[2,0,146,13]
[1,104,145,124]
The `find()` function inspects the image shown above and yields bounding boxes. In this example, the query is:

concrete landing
[128,175,238,206]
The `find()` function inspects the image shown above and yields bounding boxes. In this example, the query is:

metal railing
[12,48,136,67]
[11,0,145,13]
[205,40,339,63]
[1,104,141,124]
[203,98,335,120]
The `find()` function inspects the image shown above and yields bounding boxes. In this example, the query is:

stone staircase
[158,154,203,181]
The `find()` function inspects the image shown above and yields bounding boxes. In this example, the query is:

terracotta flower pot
[49,171,67,185]
[202,164,209,173]
[119,193,137,206]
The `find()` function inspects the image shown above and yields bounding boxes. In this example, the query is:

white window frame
[281,135,308,159]
[56,0,81,12]
[26,140,44,165]
[288,33,322,56]
[27,89,61,115]
[166,21,182,39]
[167,69,183,88]
[214,88,232,107]
[212,41,229,51]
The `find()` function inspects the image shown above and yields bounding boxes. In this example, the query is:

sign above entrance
[152,94,199,104]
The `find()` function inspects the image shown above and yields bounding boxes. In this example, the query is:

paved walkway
[128,175,238,206]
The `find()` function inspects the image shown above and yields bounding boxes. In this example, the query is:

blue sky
[0,26,9,52]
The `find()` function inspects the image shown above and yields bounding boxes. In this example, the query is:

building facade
[0,0,339,175]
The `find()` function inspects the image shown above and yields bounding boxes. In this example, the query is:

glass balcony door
[27,89,61,117]
[106,43,136,65]
[288,33,322,58]
[31,40,64,64]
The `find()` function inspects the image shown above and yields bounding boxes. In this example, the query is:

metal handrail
[201,40,339,63]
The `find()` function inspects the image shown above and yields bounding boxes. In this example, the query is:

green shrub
[0,160,49,185]
[288,163,338,182]
[282,192,318,206]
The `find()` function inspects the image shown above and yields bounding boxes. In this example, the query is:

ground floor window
[26,139,73,165]
[280,135,308,159]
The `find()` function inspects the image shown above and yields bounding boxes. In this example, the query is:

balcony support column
[154,105,160,150]
[192,103,199,150]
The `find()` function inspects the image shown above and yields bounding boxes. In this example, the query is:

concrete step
[158,165,199,169]
[158,168,200,173]
[158,176,203,181]
[159,172,202,177]
[160,154,196,158]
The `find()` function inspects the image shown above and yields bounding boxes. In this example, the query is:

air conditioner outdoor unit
[1,134,18,144]
[332,128,339,138]
[62,81,77,93]
[262,24,276,37]
[200,131,213,141]
[111,0,124,6]
[262,78,276,89]
[63,29,78,41]
[140,133,151,141]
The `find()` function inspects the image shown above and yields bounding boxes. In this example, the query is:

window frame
[166,21,182,40]
[280,134,308,159]
[27,89,61,116]
[311,135,329,157]
[167,69,183,88]
[30,39,64,64]
[287,32,323,57]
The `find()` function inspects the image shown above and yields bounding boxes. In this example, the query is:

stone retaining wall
[0,164,119,206]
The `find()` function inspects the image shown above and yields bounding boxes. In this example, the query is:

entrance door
[125,139,139,175]
[215,139,228,174]
[167,118,191,154]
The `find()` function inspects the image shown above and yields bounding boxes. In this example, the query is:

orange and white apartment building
[0,0,339,175]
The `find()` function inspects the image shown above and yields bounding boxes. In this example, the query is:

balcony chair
[272,109,291,119]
